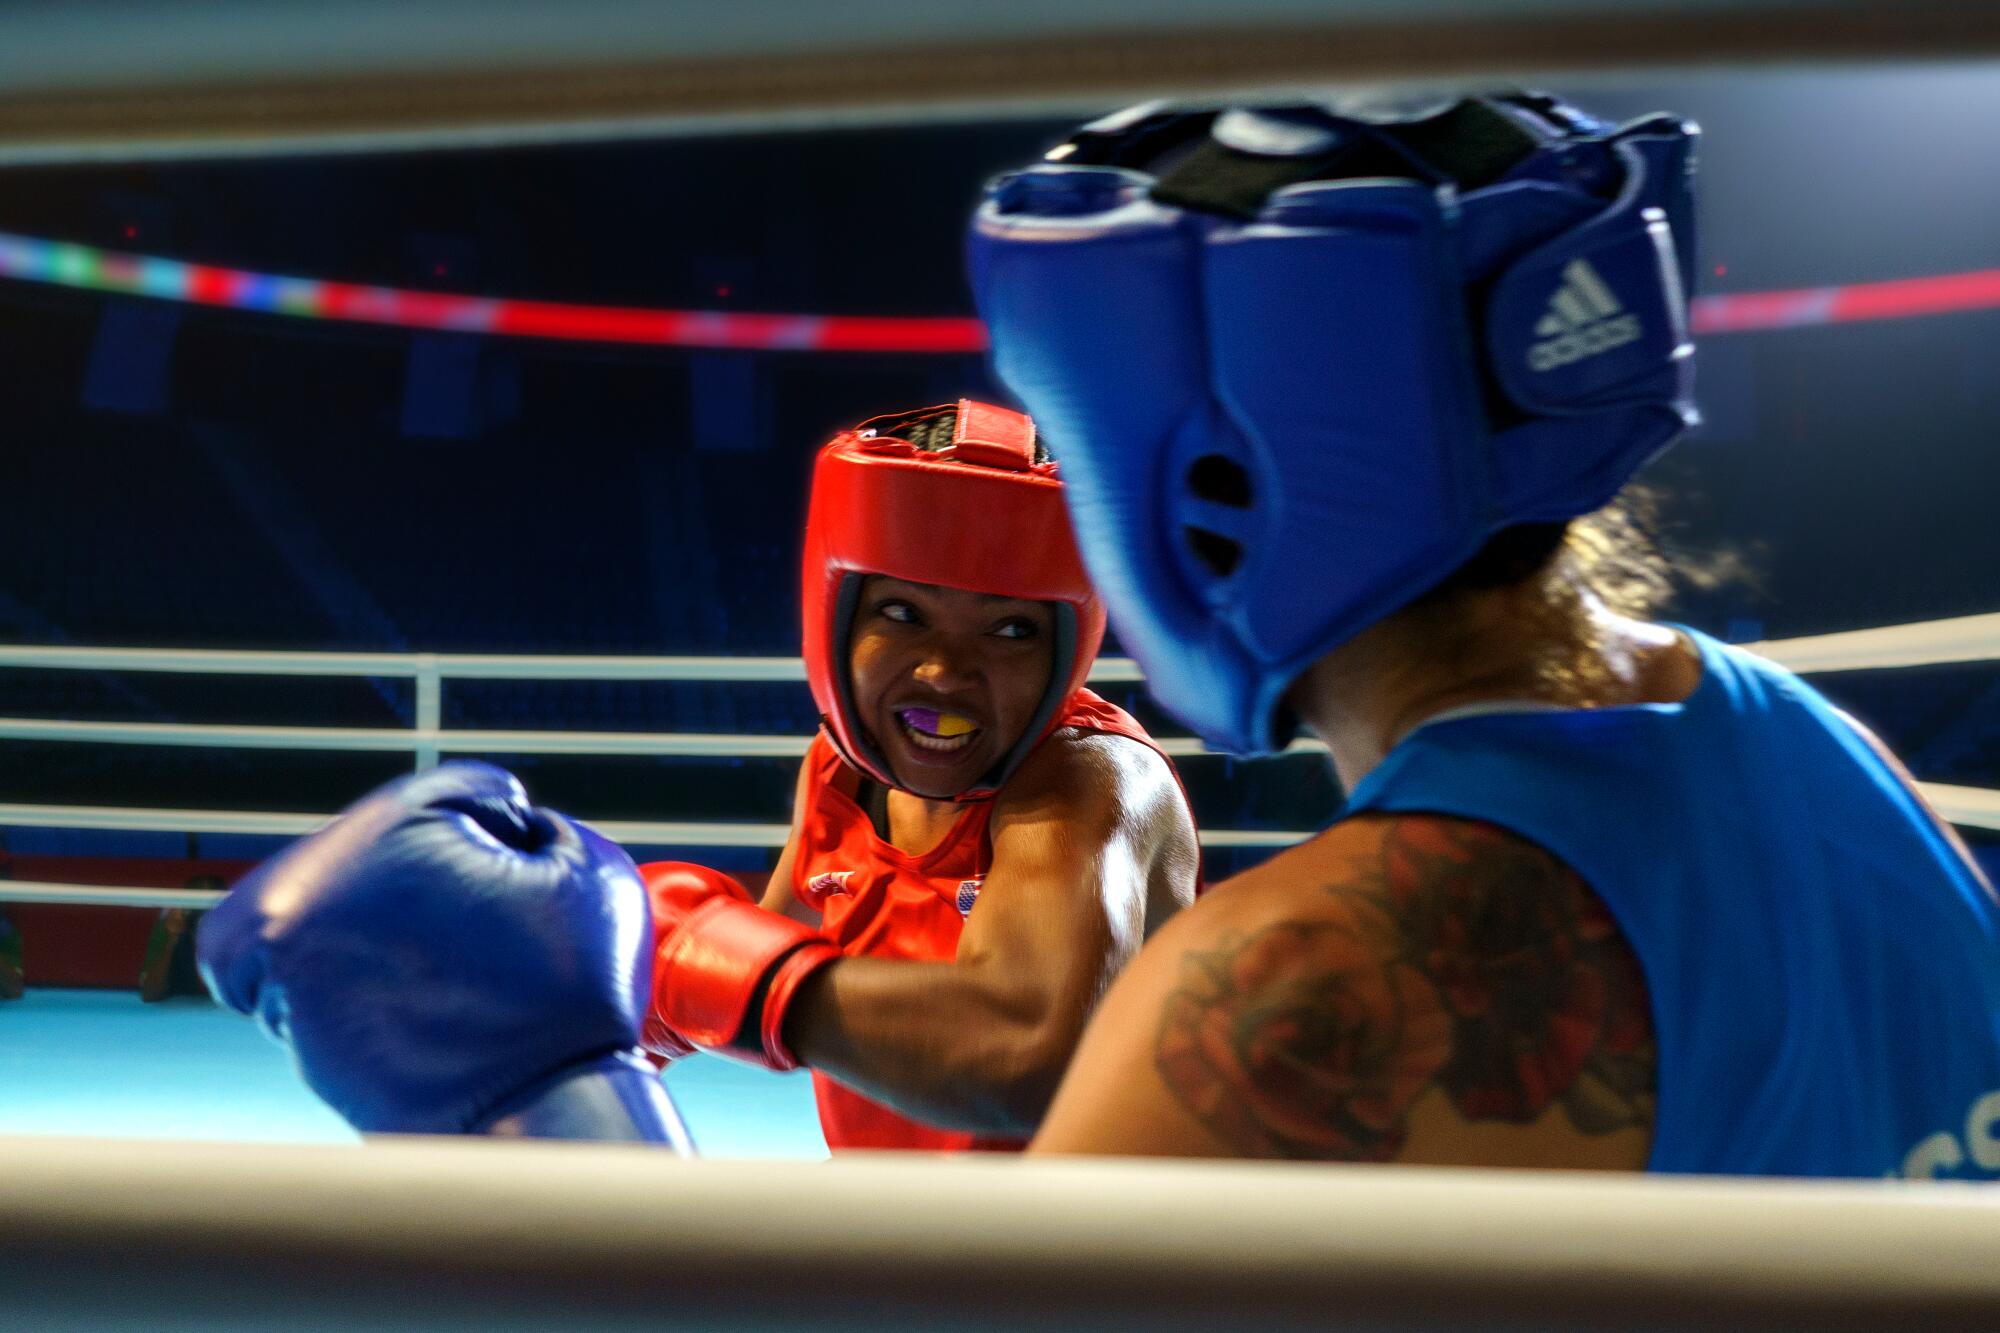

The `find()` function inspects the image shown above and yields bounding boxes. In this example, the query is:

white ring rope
[1922,785,2000,834]
[1,614,1993,910]
[0,611,1990,759]
[0,609,1989,683]
[2,1136,1997,1331]
[0,643,1150,681]
[0,879,226,910]
[12,787,1997,912]
[0,813,1308,910]
[1742,612,2000,674]
[0,716,1311,758]
[0,716,820,756]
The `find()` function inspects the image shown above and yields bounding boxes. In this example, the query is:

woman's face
[846,574,1057,800]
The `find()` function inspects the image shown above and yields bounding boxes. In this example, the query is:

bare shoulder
[994,727,1183,832]
[1129,813,1655,1162]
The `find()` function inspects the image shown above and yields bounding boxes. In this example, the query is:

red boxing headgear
[801,399,1107,801]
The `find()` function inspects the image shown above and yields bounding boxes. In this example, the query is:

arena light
[0,228,1994,354]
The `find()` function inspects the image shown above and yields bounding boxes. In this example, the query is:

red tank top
[792,688,1180,1152]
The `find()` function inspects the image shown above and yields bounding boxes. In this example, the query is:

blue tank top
[1344,628,2000,1178]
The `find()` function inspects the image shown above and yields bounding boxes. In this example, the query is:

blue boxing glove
[197,761,690,1150]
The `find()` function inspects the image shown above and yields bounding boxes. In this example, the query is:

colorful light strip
[1689,269,2000,335]
[0,229,1993,352]
[0,230,988,354]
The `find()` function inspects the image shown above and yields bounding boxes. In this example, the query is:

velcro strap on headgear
[950,397,1038,471]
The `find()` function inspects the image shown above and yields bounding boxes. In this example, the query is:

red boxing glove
[637,862,751,1062]
[638,861,839,1073]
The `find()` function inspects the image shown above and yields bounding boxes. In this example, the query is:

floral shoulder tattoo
[1153,815,1654,1160]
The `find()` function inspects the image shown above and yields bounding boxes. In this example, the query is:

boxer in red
[639,400,1199,1150]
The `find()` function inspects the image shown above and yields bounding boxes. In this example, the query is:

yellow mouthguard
[933,712,976,738]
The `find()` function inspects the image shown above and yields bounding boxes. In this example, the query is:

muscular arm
[1029,813,1655,1166]
[782,733,1197,1134]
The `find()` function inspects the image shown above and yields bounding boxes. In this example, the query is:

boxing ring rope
[0,1,1994,164]
[4,1134,1998,1331]
[1,610,1996,909]
[1740,612,2000,673]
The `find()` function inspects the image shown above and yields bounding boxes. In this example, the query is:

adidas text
[1529,313,1642,372]
[1528,258,1642,372]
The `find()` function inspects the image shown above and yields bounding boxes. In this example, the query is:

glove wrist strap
[752,941,841,1071]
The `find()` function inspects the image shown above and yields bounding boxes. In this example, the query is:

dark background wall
[0,64,1995,875]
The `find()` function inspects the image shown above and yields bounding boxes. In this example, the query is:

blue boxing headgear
[968,92,1698,756]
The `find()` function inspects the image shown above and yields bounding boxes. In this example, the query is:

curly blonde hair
[1404,486,1745,703]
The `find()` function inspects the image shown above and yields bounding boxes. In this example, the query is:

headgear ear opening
[969,90,1698,756]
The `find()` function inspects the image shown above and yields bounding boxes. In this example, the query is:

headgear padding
[800,400,1107,800]
[968,92,1699,756]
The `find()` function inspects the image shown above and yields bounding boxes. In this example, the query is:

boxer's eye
[990,618,1039,641]
[876,600,921,625]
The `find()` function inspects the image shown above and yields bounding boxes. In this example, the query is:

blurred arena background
[3,60,1997,894]
[2,3,2000,1325]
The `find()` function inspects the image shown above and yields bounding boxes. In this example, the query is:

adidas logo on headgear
[1527,259,1643,372]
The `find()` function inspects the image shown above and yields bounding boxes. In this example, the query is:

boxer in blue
[966,92,2000,1175]
[199,763,690,1148]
